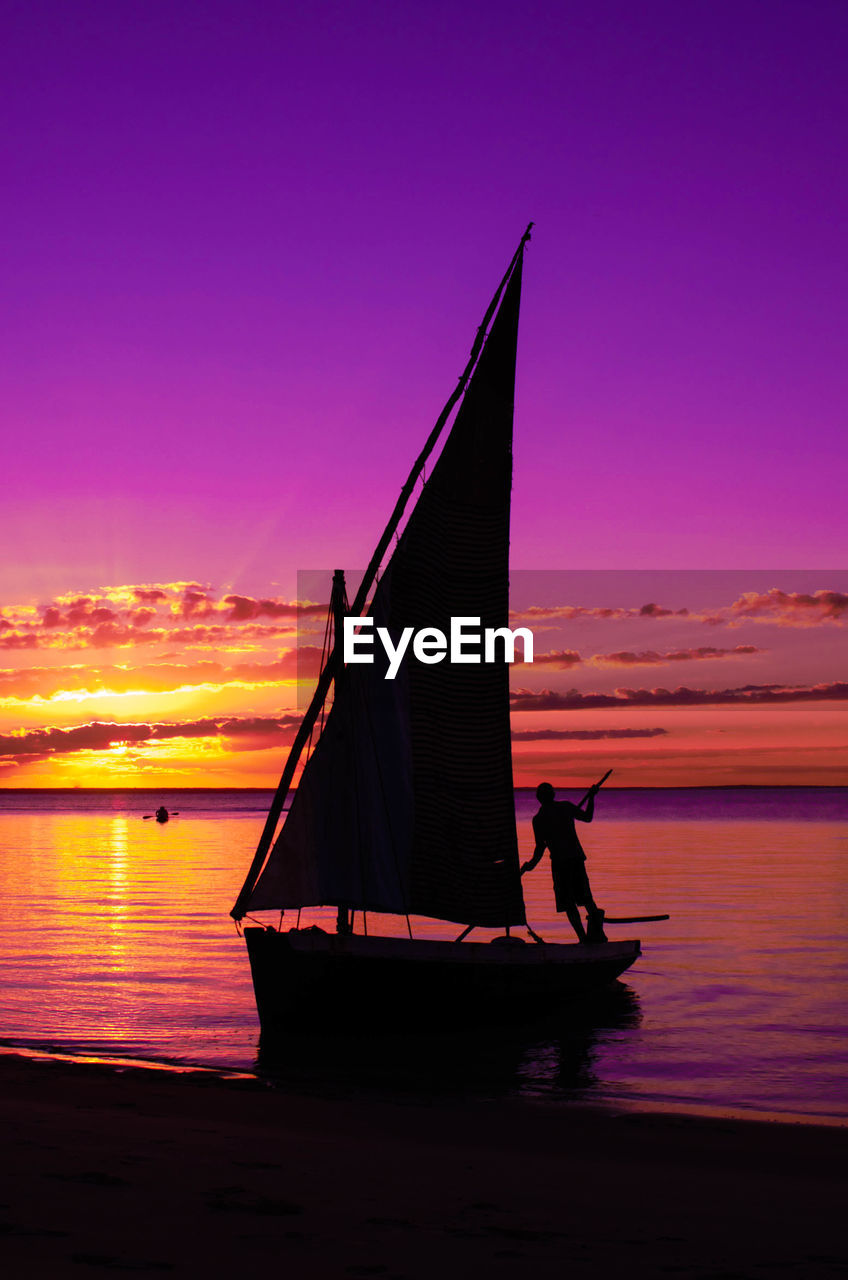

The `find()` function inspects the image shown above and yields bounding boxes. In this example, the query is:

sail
[245,256,526,927]
[245,581,414,914]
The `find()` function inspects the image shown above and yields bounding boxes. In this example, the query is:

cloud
[509,682,848,712]
[589,645,763,667]
[6,580,844,657]
[512,605,630,622]
[0,714,304,761]
[639,602,686,618]
[512,728,668,741]
[133,587,169,604]
[224,594,326,621]
[0,713,667,765]
[511,588,847,631]
[526,644,763,670]
[0,581,325,653]
[0,633,39,651]
[0,647,325,705]
[510,603,690,623]
[179,587,216,617]
[523,649,583,668]
[727,589,848,626]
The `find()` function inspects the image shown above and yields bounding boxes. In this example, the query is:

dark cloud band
[510,682,848,711]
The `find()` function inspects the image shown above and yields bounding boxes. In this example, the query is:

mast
[231,225,533,922]
[331,568,352,937]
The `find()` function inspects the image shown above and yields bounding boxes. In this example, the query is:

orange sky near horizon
[6,703,845,791]
[1,572,846,789]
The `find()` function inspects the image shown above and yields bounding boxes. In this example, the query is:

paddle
[142,811,180,819]
[602,914,670,923]
[577,768,612,808]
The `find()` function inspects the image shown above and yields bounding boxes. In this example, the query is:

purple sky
[4,0,847,611]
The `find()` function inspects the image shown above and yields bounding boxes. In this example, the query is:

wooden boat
[232,226,641,1032]
[244,929,639,1031]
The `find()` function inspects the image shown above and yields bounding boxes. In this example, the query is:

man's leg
[585,895,607,943]
[563,902,588,942]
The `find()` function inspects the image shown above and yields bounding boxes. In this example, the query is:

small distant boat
[154,806,169,824]
[232,226,642,1033]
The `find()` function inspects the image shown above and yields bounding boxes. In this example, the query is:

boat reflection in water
[516,984,642,1099]
[254,983,641,1104]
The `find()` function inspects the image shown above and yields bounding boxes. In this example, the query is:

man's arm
[520,841,546,875]
[573,786,598,823]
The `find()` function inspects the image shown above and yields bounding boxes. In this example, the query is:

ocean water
[0,787,846,1124]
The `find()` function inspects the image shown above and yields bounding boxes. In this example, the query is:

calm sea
[1,787,846,1124]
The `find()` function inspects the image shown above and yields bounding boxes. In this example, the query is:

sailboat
[232,226,641,1031]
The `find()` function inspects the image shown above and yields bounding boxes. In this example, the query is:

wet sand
[1,1052,845,1278]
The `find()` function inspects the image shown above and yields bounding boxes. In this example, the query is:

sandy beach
[1,1052,845,1278]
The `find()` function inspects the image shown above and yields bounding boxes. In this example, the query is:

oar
[603,914,670,923]
[142,811,180,819]
[578,769,612,808]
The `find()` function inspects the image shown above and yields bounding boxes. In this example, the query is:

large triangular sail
[235,234,528,927]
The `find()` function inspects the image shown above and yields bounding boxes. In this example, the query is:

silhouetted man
[521,781,606,943]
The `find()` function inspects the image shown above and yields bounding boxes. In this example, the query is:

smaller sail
[246,585,414,915]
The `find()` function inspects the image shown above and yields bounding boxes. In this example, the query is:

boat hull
[244,926,640,1032]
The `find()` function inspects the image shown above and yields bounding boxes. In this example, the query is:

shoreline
[2,1050,846,1277]
[3,1040,847,1132]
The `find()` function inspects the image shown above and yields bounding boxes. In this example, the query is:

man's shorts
[551,856,592,910]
